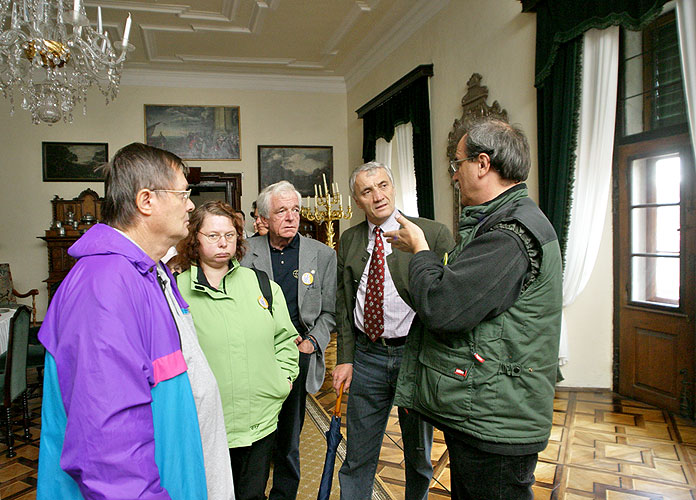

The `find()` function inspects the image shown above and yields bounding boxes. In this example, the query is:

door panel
[616,133,695,415]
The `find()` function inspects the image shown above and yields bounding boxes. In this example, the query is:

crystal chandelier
[0,0,133,124]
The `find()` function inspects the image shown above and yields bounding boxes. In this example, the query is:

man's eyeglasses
[199,232,237,244]
[448,156,479,176]
[151,189,192,201]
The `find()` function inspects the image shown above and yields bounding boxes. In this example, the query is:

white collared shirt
[353,210,415,339]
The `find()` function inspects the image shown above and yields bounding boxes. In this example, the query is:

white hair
[257,180,302,217]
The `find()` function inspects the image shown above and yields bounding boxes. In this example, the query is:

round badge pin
[301,272,314,285]
[258,296,269,309]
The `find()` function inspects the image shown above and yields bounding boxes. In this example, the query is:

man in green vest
[386,117,563,500]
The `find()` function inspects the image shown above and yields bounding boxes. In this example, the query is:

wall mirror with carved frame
[447,73,508,236]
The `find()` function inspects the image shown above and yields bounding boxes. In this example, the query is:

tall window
[621,11,687,136]
[618,10,690,310]
[629,153,680,306]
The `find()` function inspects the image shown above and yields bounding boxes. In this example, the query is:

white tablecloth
[0,307,17,355]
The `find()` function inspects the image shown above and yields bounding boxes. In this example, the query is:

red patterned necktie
[364,226,385,341]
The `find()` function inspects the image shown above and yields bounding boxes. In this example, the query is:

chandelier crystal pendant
[0,0,133,124]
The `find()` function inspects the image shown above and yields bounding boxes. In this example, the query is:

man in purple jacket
[37,143,212,499]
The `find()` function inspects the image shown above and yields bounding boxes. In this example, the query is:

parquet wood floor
[314,335,696,500]
[3,341,696,500]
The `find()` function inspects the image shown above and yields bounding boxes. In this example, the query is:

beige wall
[561,200,614,388]
[0,84,348,320]
[345,0,613,388]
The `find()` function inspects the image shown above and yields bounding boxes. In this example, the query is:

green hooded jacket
[177,261,299,448]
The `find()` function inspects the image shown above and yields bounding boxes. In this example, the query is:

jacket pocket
[257,361,292,402]
[493,360,557,438]
[415,344,474,422]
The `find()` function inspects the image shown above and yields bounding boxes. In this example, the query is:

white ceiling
[89,0,449,91]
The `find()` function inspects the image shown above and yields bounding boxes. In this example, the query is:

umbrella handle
[334,382,345,418]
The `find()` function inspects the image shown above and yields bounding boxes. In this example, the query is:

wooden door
[616,133,695,416]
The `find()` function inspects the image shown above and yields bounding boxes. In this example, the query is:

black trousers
[268,352,310,500]
[444,431,538,500]
[229,431,276,500]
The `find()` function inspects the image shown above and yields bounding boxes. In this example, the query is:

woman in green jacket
[173,200,299,500]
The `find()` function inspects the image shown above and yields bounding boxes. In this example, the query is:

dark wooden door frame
[612,132,696,417]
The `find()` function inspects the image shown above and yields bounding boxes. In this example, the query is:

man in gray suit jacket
[333,162,454,500]
[242,180,337,500]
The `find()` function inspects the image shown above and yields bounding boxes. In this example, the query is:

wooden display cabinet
[39,189,103,302]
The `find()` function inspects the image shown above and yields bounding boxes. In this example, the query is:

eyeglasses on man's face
[151,189,192,201]
[198,231,237,244]
[448,156,479,176]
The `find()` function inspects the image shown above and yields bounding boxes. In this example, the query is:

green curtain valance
[534,0,668,86]
[534,0,669,261]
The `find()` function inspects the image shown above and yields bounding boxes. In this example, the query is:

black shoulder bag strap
[252,267,274,316]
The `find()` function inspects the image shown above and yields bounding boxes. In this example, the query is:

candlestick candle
[122,13,132,47]
[323,174,329,198]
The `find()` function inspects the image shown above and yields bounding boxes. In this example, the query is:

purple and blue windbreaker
[36,224,207,499]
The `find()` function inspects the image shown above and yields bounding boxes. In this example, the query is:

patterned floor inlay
[317,335,696,500]
[3,346,696,499]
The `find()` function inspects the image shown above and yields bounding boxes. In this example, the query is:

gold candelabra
[301,174,352,249]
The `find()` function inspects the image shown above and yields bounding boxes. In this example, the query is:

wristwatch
[306,335,319,352]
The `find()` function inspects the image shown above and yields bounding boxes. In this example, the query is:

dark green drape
[537,40,582,257]
[534,0,668,258]
[361,76,434,219]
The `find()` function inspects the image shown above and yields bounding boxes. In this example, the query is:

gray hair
[98,142,188,230]
[257,180,302,217]
[465,118,531,182]
[349,162,395,197]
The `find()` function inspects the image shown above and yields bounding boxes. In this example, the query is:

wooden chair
[0,264,39,326]
[0,306,31,458]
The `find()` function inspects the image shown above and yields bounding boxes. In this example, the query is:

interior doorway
[614,10,695,417]
[615,133,695,416]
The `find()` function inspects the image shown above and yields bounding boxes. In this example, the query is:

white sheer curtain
[560,26,619,365]
[373,123,419,217]
[375,138,391,169]
[676,0,696,161]
[394,122,419,216]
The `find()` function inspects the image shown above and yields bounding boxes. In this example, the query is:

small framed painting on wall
[42,142,108,182]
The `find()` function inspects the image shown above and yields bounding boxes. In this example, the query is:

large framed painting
[42,142,108,182]
[144,105,241,160]
[258,145,333,196]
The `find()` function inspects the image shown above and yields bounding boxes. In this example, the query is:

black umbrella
[317,383,345,500]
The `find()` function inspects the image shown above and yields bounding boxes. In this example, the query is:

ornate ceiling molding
[82,0,450,88]
[121,68,346,93]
